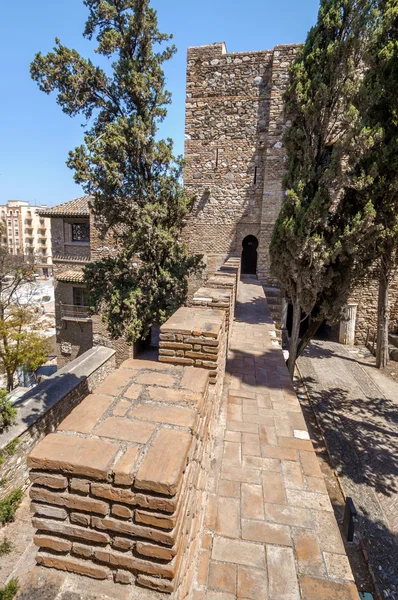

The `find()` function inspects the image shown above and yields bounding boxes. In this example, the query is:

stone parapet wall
[27,358,223,596]
[206,272,237,310]
[191,286,233,345]
[0,347,115,500]
[159,307,226,393]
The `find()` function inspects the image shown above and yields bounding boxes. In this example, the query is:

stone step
[263,288,282,299]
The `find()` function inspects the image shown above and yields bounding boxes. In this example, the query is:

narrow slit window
[254,166,258,185]
[215,148,219,169]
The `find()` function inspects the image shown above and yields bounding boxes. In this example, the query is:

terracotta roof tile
[56,270,85,283]
[39,195,91,218]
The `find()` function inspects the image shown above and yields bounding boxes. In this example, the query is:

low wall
[27,360,221,597]
[191,286,233,345]
[27,258,236,596]
[158,307,227,393]
[0,346,116,500]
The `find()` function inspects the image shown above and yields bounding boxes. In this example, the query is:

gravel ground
[298,341,398,600]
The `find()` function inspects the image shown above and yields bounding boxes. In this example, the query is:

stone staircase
[263,285,283,340]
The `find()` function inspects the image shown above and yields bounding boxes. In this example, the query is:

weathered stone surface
[135,428,192,495]
[34,535,72,553]
[130,403,196,428]
[37,553,109,580]
[32,517,110,544]
[95,416,155,443]
[28,434,119,480]
[113,446,140,485]
[29,473,67,490]
[57,394,114,434]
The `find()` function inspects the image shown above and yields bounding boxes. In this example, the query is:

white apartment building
[0,200,53,276]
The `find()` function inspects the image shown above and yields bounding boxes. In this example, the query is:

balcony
[60,304,91,322]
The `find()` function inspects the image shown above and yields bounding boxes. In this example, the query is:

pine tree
[358,1,398,368]
[270,0,377,378]
[31,0,202,343]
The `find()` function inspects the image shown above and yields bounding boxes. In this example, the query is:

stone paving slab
[192,280,360,600]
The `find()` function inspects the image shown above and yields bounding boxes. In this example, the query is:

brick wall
[0,347,115,500]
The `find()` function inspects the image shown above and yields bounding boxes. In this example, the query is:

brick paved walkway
[298,341,398,600]
[192,279,359,600]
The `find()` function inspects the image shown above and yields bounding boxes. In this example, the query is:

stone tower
[183,41,300,287]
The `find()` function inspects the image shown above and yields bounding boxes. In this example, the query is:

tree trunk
[296,318,323,358]
[6,371,14,392]
[288,297,301,379]
[376,254,390,369]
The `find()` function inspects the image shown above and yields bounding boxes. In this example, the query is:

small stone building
[40,197,131,368]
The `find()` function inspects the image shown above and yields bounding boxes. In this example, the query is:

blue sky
[0,0,320,207]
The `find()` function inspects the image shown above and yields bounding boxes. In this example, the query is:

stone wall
[27,260,235,596]
[27,357,224,596]
[0,347,115,500]
[183,42,299,289]
[159,306,227,393]
[350,271,398,344]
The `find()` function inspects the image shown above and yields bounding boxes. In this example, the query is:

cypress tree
[31,0,202,343]
[358,1,398,368]
[270,0,377,378]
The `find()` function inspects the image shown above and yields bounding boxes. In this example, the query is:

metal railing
[60,304,91,321]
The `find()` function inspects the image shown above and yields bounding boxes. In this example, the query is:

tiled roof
[39,195,91,218]
[56,270,85,283]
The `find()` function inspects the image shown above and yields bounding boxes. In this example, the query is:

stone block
[135,428,192,495]
[28,434,119,480]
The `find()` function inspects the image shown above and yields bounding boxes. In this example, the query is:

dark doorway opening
[241,235,258,275]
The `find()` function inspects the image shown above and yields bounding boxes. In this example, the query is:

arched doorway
[241,235,258,275]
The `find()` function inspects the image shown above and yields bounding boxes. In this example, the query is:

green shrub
[0,489,23,525]
[0,390,17,433]
[0,537,12,556]
[0,578,19,600]
[4,439,19,457]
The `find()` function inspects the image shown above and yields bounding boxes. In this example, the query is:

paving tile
[237,566,268,599]
[223,441,242,467]
[261,445,298,461]
[299,575,360,599]
[286,488,332,512]
[215,497,240,538]
[293,530,325,577]
[218,480,241,498]
[264,503,314,529]
[221,465,261,484]
[242,456,281,472]
[227,421,259,434]
[267,545,300,600]
[241,484,264,519]
[314,512,346,554]
[225,430,241,442]
[323,552,354,581]
[300,450,323,478]
[242,519,292,546]
[208,561,237,594]
[212,536,265,568]
[282,461,305,490]
[263,473,286,504]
